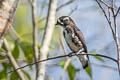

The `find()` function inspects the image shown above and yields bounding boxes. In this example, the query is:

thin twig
[38,0,77,23]
[31,0,39,79]
[96,0,115,39]
[111,1,120,75]
[108,7,111,21]
[96,0,120,75]
[7,53,117,74]
[4,39,25,80]
[56,0,77,11]
[0,0,20,48]
[100,0,120,14]
[115,7,120,17]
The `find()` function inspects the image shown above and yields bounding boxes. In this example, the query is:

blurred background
[0,0,120,80]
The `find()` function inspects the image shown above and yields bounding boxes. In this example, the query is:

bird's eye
[63,17,69,21]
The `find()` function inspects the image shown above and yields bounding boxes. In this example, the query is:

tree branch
[96,0,120,75]
[31,0,39,79]
[38,0,77,23]
[96,0,115,38]
[37,0,58,80]
[4,39,25,80]
[7,52,117,74]
[0,0,20,47]
[56,0,77,11]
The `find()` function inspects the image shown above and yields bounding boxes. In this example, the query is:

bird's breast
[63,30,84,52]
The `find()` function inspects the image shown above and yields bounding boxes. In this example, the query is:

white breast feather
[64,30,79,52]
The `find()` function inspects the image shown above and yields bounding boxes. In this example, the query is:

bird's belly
[64,33,80,52]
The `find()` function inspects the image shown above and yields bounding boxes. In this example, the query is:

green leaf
[59,61,77,80]
[0,56,5,60]
[23,70,31,80]
[12,44,20,59]
[2,63,12,70]
[67,63,77,80]
[94,56,104,62]
[0,48,6,60]
[0,69,7,80]
[0,48,6,53]
[19,41,34,63]
[85,63,92,79]
[59,60,65,67]
[89,51,104,62]
[37,43,41,49]
[10,72,19,80]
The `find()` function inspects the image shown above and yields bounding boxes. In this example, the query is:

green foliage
[2,63,12,70]
[23,71,31,80]
[12,44,20,59]
[0,69,7,80]
[85,63,92,79]
[19,41,34,63]
[10,70,31,80]
[59,61,78,80]
[60,60,93,80]
[89,51,104,62]
[67,63,77,80]
[94,56,104,62]
[10,72,19,80]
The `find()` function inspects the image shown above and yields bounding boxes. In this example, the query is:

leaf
[94,56,104,62]
[19,41,34,63]
[0,48,6,53]
[0,69,7,80]
[22,70,31,80]
[59,61,77,80]
[59,60,65,67]
[67,63,77,80]
[85,63,92,79]
[2,63,12,70]
[12,44,20,59]
[89,51,104,62]
[0,55,5,60]
[0,48,6,60]
[37,43,41,49]
[10,72,19,80]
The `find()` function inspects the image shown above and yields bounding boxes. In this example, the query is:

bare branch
[4,39,25,80]
[31,0,39,79]
[115,7,120,17]
[110,2,120,75]
[37,0,58,80]
[7,52,117,74]
[0,0,20,47]
[56,0,77,11]
[96,0,120,75]
[38,0,77,23]
[100,0,111,8]
[96,0,115,39]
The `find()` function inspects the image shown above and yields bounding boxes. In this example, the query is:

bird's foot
[68,52,75,57]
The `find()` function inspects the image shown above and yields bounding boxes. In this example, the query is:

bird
[56,16,89,68]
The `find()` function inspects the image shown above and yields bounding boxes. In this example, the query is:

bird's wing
[74,26,87,53]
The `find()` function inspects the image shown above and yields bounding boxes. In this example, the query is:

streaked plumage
[56,16,89,68]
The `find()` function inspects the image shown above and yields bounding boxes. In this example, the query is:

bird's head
[56,16,75,28]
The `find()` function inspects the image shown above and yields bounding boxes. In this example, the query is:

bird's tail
[77,53,89,69]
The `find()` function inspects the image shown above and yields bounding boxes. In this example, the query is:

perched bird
[56,16,89,68]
